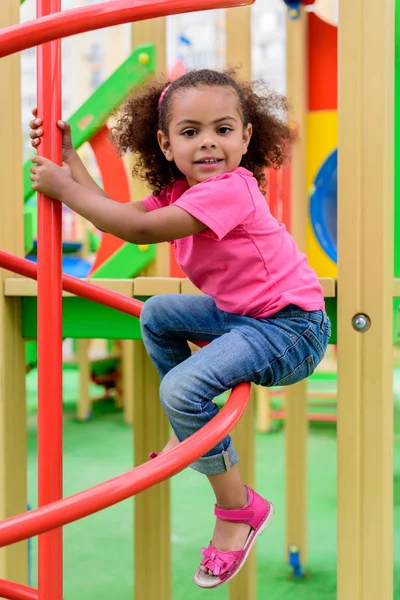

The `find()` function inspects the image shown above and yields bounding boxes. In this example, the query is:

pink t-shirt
[143,167,325,319]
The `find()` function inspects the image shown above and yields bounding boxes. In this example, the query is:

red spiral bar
[0,382,250,547]
[0,251,142,317]
[0,0,254,58]
[0,580,38,600]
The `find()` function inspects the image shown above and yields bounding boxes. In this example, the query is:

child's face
[158,86,252,187]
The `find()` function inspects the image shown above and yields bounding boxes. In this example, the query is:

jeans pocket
[273,354,315,387]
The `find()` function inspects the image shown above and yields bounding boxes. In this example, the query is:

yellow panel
[306,110,338,277]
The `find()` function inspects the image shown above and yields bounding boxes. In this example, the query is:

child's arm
[30,156,206,244]
[64,148,109,199]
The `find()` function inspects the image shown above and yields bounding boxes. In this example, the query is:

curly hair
[111,68,291,195]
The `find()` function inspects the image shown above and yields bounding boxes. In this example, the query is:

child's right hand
[29,108,75,162]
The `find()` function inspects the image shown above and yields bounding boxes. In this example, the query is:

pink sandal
[193,485,274,588]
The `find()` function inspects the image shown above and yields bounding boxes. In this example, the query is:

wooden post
[255,386,271,433]
[133,341,170,600]
[284,6,309,568]
[121,340,135,424]
[337,1,394,599]
[130,18,171,600]
[226,6,256,599]
[0,0,28,588]
[230,391,256,599]
[76,339,91,421]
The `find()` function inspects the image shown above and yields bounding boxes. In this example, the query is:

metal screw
[351,313,371,332]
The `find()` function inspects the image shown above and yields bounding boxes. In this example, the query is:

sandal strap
[214,486,268,530]
[214,506,255,522]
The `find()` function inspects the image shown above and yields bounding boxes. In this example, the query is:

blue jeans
[140,295,331,476]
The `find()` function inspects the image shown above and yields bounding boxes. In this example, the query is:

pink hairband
[158,84,171,108]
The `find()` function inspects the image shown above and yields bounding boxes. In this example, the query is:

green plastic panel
[25,340,38,365]
[20,296,338,343]
[325,297,337,345]
[90,243,156,279]
[23,44,156,203]
[21,297,143,340]
[24,211,33,254]
[394,299,400,344]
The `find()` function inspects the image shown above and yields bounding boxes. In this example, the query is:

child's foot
[193,486,274,588]
[200,517,252,576]
[200,489,251,577]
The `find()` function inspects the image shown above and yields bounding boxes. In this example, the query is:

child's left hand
[30,156,74,201]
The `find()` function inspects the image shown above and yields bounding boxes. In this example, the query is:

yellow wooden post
[230,390,256,599]
[255,386,271,433]
[130,19,170,600]
[76,339,91,421]
[0,0,28,587]
[337,1,394,599]
[121,340,134,425]
[225,6,257,599]
[132,340,171,600]
[284,5,309,568]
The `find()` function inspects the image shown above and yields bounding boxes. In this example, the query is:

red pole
[36,0,63,598]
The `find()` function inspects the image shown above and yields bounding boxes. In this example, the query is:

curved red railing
[0,0,254,58]
[0,381,249,547]
[0,250,143,316]
[0,579,38,600]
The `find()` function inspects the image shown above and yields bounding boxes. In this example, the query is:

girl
[30,68,331,588]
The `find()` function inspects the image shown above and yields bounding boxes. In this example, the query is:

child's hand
[29,108,75,162]
[30,156,74,201]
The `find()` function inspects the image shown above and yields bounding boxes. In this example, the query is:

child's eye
[218,126,232,135]
[182,129,197,137]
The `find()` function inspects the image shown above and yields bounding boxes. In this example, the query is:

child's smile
[158,86,252,187]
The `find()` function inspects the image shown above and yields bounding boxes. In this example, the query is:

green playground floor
[25,368,400,599]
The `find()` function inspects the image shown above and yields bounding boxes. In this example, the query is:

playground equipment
[0,2,396,600]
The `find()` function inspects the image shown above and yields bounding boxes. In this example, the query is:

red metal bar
[0,381,250,547]
[0,580,39,600]
[267,168,278,217]
[36,0,63,598]
[0,250,142,317]
[0,0,254,58]
[282,162,291,232]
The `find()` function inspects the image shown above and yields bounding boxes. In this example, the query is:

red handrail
[0,251,142,317]
[0,580,38,600]
[0,382,249,547]
[0,0,254,58]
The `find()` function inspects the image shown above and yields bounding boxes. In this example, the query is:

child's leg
[140,294,274,579]
[141,294,225,455]
[141,297,330,582]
